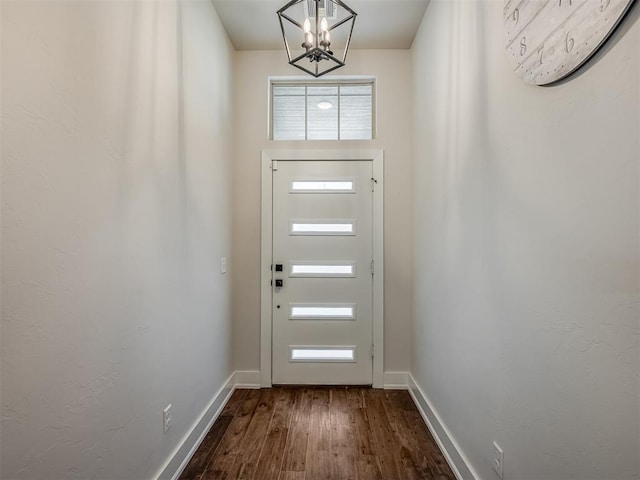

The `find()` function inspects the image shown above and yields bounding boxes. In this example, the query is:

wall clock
[504,0,636,85]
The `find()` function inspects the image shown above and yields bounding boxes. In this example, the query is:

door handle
[275,279,284,288]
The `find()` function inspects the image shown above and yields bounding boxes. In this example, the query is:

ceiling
[211,0,431,51]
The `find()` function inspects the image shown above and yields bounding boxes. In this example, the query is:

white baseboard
[155,373,236,480]
[383,371,409,389]
[233,370,261,389]
[407,373,479,480]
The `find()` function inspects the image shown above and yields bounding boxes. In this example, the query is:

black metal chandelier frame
[277,0,357,78]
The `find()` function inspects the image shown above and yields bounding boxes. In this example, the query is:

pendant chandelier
[277,0,357,78]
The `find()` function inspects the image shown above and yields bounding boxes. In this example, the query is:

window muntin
[271,81,374,141]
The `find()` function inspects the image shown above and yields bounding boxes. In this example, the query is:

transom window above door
[270,79,375,141]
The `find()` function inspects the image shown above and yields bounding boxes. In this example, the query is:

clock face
[504,0,635,85]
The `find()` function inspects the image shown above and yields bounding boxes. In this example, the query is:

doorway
[260,150,384,387]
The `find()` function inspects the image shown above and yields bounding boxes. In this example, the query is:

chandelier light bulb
[301,17,313,51]
[320,17,328,33]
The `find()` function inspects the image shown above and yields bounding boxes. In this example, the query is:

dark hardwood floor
[179,387,456,480]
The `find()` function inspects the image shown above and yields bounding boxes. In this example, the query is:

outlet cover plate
[163,404,173,433]
[493,441,503,479]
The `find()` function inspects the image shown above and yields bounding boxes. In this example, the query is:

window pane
[340,93,372,140]
[290,347,356,362]
[273,95,305,140]
[307,86,339,96]
[290,221,355,235]
[307,94,338,140]
[289,262,356,277]
[339,85,372,96]
[290,180,355,192]
[289,304,356,319]
[273,85,306,96]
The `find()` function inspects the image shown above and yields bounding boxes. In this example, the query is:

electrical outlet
[163,404,172,433]
[493,441,504,479]
[220,257,227,274]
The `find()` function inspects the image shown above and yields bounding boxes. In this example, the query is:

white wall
[0,1,234,478]
[411,1,639,479]
[232,50,413,376]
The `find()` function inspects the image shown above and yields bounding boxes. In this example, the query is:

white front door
[271,160,373,385]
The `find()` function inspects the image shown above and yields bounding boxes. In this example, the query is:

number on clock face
[503,0,634,85]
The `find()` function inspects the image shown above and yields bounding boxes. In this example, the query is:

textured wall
[231,50,413,376]
[411,1,639,479]
[0,1,234,478]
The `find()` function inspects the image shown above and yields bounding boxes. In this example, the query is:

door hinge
[271,160,278,171]
[370,260,374,276]
[370,177,377,192]
[370,344,375,358]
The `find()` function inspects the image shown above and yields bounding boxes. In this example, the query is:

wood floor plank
[221,389,249,416]
[304,450,331,480]
[402,409,455,478]
[200,452,242,480]
[345,387,365,408]
[362,389,405,480]
[253,388,296,480]
[203,390,262,479]
[278,472,305,480]
[355,454,383,480]
[280,388,312,472]
[381,390,421,469]
[185,388,248,480]
[305,389,331,480]
[179,414,233,480]
[329,388,357,480]
[182,388,455,480]
[236,389,278,480]
[329,388,350,426]
[329,418,356,480]
[352,407,374,456]
[308,402,330,452]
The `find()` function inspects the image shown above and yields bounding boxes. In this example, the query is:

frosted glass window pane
[307,86,339,96]
[339,85,372,95]
[290,263,355,276]
[273,95,305,140]
[290,304,356,319]
[290,222,355,235]
[273,85,306,96]
[290,348,355,362]
[290,180,354,192]
[307,94,338,140]
[340,93,372,140]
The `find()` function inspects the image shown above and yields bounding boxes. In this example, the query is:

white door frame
[260,149,384,388]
